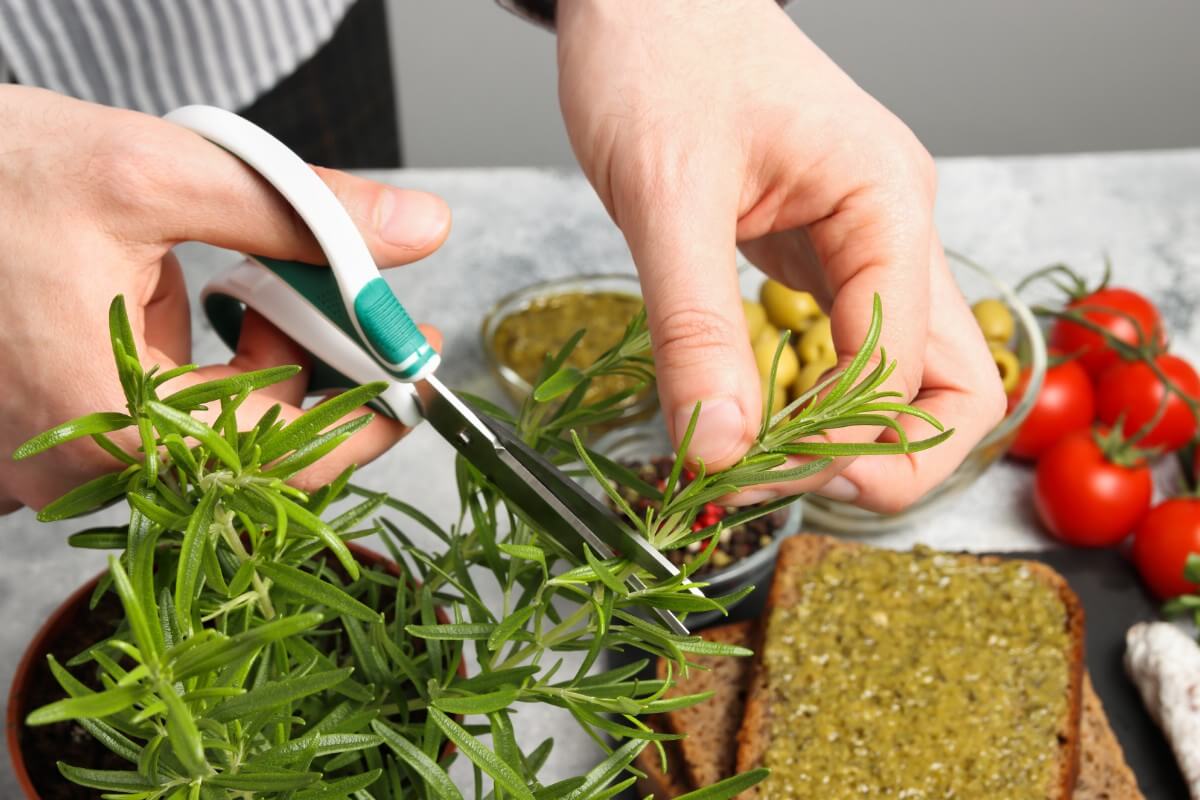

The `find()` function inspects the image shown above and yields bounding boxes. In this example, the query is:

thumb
[313,166,453,268]
[621,183,761,470]
[123,115,450,267]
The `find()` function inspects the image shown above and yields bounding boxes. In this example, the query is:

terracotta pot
[7,542,449,799]
[8,568,104,799]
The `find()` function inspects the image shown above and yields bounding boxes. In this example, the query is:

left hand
[556,0,1004,512]
[0,88,450,513]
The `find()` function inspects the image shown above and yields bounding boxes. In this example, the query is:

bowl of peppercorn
[593,417,802,626]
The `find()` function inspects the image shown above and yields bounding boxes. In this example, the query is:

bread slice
[735,535,1086,799]
[655,620,756,788]
[637,622,755,794]
[1076,674,1144,799]
[639,613,1140,799]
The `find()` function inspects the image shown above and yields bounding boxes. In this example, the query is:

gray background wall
[387,1,1200,167]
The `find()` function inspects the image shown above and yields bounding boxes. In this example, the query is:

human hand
[0,87,450,512]
[557,0,1004,511]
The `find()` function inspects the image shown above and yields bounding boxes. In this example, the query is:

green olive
[743,299,768,341]
[753,326,799,387]
[990,343,1021,393]
[763,380,789,414]
[799,316,836,365]
[972,298,1015,345]
[760,280,821,333]
[792,353,837,398]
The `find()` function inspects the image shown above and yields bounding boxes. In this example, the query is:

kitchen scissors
[166,105,700,635]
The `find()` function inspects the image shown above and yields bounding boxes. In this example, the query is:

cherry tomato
[1034,429,1153,547]
[1049,288,1163,380]
[1096,354,1200,452]
[1132,498,1200,599]
[1007,357,1095,461]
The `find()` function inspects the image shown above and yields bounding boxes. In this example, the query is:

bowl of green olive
[740,252,1047,535]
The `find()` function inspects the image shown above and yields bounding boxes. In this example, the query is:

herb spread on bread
[761,546,1072,798]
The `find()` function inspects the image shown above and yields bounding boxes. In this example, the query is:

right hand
[557,0,1004,511]
[0,87,452,513]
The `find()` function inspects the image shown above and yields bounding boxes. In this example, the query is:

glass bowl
[797,252,1048,534]
[480,274,658,429]
[592,417,803,626]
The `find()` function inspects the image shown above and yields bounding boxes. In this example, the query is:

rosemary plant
[14,293,947,800]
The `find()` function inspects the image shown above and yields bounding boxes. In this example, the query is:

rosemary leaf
[257,561,381,623]
[429,709,533,800]
[432,687,521,715]
[175,488,219,635]
[55,764,153,792]
[25,684,144,726]
[675,768,771,800]
[11,412,133,460]
[37,467,136,521]
[257,383,385,463]
[162,366,301,411]
[372,720,464,800]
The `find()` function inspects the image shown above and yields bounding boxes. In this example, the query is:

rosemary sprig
[568,293,952,552]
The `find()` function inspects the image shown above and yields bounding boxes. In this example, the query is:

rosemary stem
[494,603,591,671]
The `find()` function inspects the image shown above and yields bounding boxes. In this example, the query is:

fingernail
[815,475,859,503]
[731,488,778,506]
[378,189,447,248]
[673,396,747,467]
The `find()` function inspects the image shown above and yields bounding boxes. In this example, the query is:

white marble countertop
[3,150,1200,794]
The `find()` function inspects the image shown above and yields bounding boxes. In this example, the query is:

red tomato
[1132,498,1200,599]
[1049,288,1163,380]
[1096,354,1200,452]
[1034,429,1153,547]
[1007,357,1095,461]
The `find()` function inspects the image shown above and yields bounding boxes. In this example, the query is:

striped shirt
[0,0,356,114]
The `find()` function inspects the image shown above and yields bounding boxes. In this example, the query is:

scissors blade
[416,375,698,635]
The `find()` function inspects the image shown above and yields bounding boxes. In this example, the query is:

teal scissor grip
[231,257,435,383]
[354,277,435,380]
[205,257,367,396]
